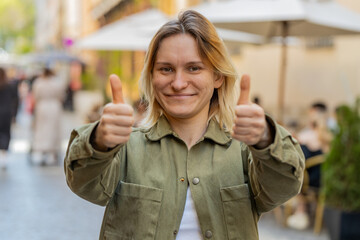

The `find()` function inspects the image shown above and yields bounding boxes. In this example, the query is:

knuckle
[125,127,132,135]
[101,115,111,125]
[103,103,113,113]
[255,108,264,117]
[130,116,135,125]
[102,126,110,136]
[101,118,107,125]
[127,106,134,114]
[126,116,135,126]
[121,104,134,114]
[252,121,261,129]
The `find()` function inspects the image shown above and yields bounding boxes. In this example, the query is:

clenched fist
[231,74,273,149]
[92,74,134,151]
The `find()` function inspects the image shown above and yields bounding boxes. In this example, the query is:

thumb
[237,74,251,105]
[109,74,124,104]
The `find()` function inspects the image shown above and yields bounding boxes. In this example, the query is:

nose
[171,71,188,91]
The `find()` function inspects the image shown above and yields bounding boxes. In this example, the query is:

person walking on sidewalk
[64,10,304,240]
[31,68,65,165]
[0,67,18,170]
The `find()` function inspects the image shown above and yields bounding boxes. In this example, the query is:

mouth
[165,93,195,99]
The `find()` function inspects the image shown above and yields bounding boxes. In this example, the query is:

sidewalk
[258,212,329,240]
[0,110,330,240]
[0,110,104,240]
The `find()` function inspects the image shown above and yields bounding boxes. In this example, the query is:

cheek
[151,79,165,103]
[206,88,216,100]
[152,74,168,90]
[199,77,217,95]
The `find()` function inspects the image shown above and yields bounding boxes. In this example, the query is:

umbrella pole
[278,21,288,124]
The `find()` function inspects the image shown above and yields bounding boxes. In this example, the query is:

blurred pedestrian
[31,68,65,166]
[64,10,304,239]
[287,102,332,230]
[298,102,332,154]
[6,68,22,123]
[64,62,83,111]
[22,72,39,116]
[0,67,18,170]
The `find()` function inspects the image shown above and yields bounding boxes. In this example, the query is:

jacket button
[192,177,200,185]
[173,230,178,235]
[205,230,213,238]
[179,177,185,182]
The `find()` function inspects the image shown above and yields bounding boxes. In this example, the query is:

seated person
[287,102,332,230]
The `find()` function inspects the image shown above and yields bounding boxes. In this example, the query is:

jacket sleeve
[64,122,124,206]
[245,116,305,214]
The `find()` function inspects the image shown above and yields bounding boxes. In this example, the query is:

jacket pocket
[220,184,258,240]
[103,181,163,240]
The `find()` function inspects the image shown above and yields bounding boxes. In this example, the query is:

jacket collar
[145,115,231,145]
[145,115,174,141]
[203,118,232,145]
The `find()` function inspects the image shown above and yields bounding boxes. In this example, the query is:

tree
[0,0,35,53]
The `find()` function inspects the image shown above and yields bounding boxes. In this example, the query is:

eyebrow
[155,61,204,65]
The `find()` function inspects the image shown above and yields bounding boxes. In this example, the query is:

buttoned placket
[186,140,215,239]
[173,140,191,239]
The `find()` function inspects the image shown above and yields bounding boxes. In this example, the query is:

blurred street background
[1,0,360,239]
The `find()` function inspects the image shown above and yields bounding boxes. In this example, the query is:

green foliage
[107,51,123,78]
[81,69,101,91]
[0,0,35,53]
[322,97,360,211]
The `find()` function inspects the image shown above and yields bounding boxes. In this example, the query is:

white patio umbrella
[75,9,166,51]
[75,8,265,51]
[193,0,360,122]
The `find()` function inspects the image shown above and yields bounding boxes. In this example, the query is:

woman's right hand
[92,74,134,151]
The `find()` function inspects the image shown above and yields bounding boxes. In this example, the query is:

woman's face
[152,33,223,122]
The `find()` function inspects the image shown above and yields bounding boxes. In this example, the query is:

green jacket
[64,116,304,240]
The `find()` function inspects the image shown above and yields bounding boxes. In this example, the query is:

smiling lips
[165,93,196,99]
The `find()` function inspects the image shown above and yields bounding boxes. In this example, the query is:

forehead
[155,33,203,62]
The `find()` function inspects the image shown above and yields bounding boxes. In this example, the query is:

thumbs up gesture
[232,74,272,148]
[92,74,134,151]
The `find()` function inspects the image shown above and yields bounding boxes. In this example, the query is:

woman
[65,10,304,239]
[0,67,18,170]
[32,68,64,165]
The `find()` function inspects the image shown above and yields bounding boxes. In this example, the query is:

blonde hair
[139,10,238,130]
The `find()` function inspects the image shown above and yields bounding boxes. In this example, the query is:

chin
[165,108,194,119]
[167,112,193,119]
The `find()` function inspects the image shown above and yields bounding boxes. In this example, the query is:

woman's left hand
[232,74,272,149]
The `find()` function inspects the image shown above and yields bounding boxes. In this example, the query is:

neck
[166,114,209,150]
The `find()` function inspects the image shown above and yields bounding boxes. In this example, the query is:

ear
[214,73,225,89]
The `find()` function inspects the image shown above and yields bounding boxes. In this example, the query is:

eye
[188,66,201,72]
[160,67,173,73]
